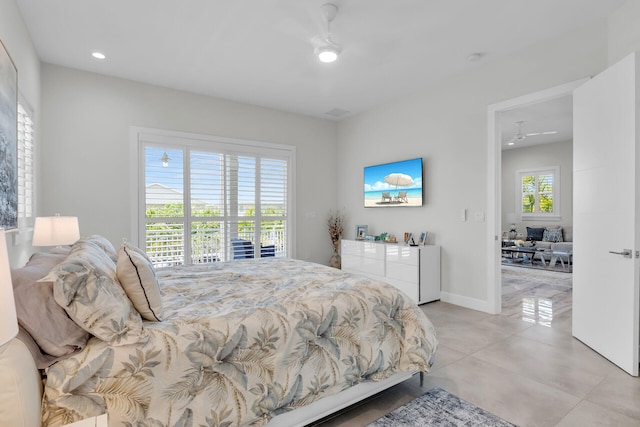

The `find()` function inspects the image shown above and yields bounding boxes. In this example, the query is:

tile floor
[314,267,640,426]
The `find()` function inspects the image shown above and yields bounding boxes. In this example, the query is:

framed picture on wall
[355,225,368,240]
[0,39,18,229]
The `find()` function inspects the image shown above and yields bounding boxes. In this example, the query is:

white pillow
[116,241,164,321]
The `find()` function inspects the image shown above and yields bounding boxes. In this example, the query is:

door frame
[485,78,589,314]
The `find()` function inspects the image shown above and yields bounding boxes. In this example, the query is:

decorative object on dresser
[327,211,344,268]
[418,231,429,245]
[355,224,367,240]
[341,239,441,304]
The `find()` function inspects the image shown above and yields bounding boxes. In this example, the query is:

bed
[4,236,438,427]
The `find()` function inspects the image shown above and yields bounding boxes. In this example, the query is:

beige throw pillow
[116,241,164,321]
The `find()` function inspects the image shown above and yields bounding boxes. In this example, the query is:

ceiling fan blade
[526,130,558,137]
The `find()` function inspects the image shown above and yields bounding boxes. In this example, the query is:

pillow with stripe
[116,241,164,321]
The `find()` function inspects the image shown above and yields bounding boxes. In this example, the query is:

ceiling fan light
[318,46,339,63]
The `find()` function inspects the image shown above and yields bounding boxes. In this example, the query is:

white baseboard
[440,292,496,314]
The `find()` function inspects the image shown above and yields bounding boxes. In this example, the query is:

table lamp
[32,216,80,247]
[0,229,43,426]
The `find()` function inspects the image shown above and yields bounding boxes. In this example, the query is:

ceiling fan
[506,121,557,146]
[312,3,342,63]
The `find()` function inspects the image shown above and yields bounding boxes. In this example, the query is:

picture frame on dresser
[355,225,368,240]
[403,232,413,244]
[419,232,428,245]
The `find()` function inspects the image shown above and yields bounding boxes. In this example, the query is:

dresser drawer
[385,245,418,265]
[385,277,419,303]
[341,240,385,261]
[386,261,418,283]
[342,255,385,276]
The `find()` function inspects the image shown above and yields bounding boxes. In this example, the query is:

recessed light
[92,52,106,60]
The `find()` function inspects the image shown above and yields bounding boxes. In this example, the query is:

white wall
[502,141,573,235]
[0,0,40,267]
[40,65,338,265]
[337,21,608,308]
[607,0,640,66]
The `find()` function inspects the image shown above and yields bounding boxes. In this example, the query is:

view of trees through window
[521,173,554,214]
[142,144,289,266]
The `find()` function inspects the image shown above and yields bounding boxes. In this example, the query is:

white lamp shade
[32,216,80,247]
[0,230,18,347]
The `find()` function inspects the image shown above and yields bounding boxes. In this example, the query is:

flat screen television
[364,157,423,207]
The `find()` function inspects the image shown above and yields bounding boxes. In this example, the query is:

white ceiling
[17,0,624,126]
[500,95,574,150]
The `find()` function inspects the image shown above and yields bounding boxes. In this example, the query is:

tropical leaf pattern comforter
[42,258,438,427]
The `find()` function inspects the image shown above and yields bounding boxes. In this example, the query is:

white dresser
[341,239,440,304]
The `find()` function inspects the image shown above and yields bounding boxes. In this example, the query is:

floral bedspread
[42,259,437,427]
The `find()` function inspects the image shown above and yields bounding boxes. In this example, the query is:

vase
[329,250,341,269]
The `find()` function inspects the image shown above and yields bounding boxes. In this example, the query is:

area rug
[367,388,516,426]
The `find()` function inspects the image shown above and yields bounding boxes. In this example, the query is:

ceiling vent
[325,108,350,118]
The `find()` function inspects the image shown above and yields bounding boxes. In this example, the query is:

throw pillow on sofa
[526,227,545,241]
[543,227,564,243]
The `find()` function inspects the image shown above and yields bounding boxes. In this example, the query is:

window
[17,103,35,228]
[134,128,294,267]
[516,167,560,219]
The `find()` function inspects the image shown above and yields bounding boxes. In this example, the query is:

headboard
[0,337,42,427]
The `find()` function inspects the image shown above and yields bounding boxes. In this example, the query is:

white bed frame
[266,371,415,426]
[0,337,416,427]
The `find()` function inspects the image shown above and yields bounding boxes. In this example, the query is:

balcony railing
[146,226,286,267]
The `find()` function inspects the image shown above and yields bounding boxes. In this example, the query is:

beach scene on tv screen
[364,158,423,207]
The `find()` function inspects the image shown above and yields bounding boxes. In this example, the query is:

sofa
[523,225,572,253]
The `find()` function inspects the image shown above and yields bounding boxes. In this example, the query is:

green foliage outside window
[520,174,553,214]
[145,204,285,263]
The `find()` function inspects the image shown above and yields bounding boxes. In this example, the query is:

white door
[573,52,639,376]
